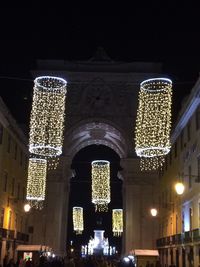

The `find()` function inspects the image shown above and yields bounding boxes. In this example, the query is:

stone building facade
[0,97,29,265]
[30,54,163,255]
[156,76,200,267]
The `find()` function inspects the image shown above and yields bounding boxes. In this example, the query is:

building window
[0,123,3,144]
[165,156,168,171]
[15,213,18,231]
[3,172,8,192]
[174,142,177,158]
[0,208,4,228]
[8,210,12,229]
[189,207,193,231]
[182,212,185,232]
[188,165,192,189]
[187,121,191,141]
[7,134,11,153]
[199,202,200,228]
[20,150,23,166]
[24,156,28,171]
[176,214,178,234]
[196,106,200,130]
[11,178,15,196]
[17,183,20,200]
[198,156,200,182]
[20,216,23,232]
[180,131,184,150]
[14,144,17,160]
[22,187,26,201]
[170,216,173,235]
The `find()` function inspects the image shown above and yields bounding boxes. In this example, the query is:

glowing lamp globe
[150,208,158,217]
[175,182,185,195]
[29,76,67,157]
[24,203,31,213]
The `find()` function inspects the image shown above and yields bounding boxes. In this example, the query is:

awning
[16,245,42,251]
[133,249,159,256]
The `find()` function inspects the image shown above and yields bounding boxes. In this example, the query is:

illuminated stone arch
[64,120,128,160]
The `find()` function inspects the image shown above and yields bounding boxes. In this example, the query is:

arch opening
[67,145,123,256]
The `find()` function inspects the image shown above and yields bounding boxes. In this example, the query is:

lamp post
[150,181,185,217]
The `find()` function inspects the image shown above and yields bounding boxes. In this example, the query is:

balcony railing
[0,228,28,242]
[0,228,14,239]
[192,228,200,241]
[183,231,192,243]
[157,228,200,247]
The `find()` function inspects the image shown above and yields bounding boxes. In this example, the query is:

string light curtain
[112,209,123,237]
[135,78,172,171]
[91,160,111,212]
[29,76,67,157]
[73,207,84,234]
[26,158,47,209]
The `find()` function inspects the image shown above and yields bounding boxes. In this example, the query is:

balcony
[192,228,200,242]
[175,233,183,244]
[156,230,198,248]
[183,231,192,243]
[0,228,14,239]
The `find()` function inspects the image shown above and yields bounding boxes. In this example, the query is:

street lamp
[24,203,31,213]
[150,208,158,217]
[150,181,185,216]
[174,182,185,195]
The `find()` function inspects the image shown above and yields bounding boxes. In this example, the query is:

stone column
[29,156,72,256]
[45,156,72,256]
[120,158,158,254]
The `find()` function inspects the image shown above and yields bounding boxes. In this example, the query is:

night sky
[1,3,200,128]
[1,3,200,251]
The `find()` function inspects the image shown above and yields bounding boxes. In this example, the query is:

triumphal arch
[31,49,161,255]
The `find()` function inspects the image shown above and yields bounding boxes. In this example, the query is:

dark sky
[0,3,200,128]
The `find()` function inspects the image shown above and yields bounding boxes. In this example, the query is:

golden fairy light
[26,158,47,209]
[73,207,84,234]
[91,160,110,212]
[112,209,123,236]
[29,76,67,157]
[135,78,172,171]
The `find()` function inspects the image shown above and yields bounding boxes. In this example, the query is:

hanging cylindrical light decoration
[73,207,84,234]
[29,76,67,157]
[112,209,123,237]
[26,158,47,209]
[91,160,110,212]
[135,78,172,171]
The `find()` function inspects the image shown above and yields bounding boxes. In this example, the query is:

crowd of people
[0,255,128,267]
[1,255,161,267]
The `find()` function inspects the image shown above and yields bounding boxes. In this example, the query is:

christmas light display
[135,78,172,170]
[26,158,47,209]
[112,209,123,236]
[29,76,67,157]
[73,207,84,234]
[91,160,110,212]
